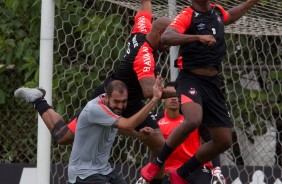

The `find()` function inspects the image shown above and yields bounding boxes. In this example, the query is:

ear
[104,94,109,103]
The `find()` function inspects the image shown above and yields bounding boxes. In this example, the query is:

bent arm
[116,75,163,130]
[226,0,260,25]
[161,27,200,46]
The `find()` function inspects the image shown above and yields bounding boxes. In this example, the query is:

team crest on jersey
[188,88,197,96]
[216,15,222,23]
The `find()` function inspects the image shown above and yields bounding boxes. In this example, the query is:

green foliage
[223,33,282,143]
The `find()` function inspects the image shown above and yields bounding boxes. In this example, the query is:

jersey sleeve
[215,4,229,23]
[88,101,120,127]
[132,11,152,34]
[133,42,155,80]
[169,7,193,34]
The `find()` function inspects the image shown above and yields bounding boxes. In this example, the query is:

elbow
[143,91,153,99]
[161,34,170,45]
[142,88,153,99]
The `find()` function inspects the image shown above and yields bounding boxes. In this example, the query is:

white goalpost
[37,0,55,183]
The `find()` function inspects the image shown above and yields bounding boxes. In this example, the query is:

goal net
[50,0,282,183]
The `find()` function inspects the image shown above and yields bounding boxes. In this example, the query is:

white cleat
[136,177,148,184]
[211,167,226,184]
[14,87,46,103]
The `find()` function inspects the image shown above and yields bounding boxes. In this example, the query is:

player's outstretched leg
[14,87,74,145]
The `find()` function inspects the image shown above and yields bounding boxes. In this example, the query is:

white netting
[50,0,282,183]
[105,0,282,35]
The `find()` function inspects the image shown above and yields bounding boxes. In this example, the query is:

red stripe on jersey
[98,102,120,119]
[67,117,78,133]
[169,7,193,34]
[132,11,152,34]
[133,42,155,80]
[176,56,183,69]
[181,94,193,104]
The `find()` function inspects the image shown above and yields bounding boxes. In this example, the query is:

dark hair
[105,80,128,97]
[164,81,177,88]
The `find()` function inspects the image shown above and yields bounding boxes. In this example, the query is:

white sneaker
[14,87,46,103]
[211,167,226,184]
[135,177,148,184]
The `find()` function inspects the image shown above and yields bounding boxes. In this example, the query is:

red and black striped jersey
[171,4,229,70]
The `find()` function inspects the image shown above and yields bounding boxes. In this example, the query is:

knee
[181,118,201,134]
[216,136,233,152]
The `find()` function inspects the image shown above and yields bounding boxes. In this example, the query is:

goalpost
[38,0,282,183]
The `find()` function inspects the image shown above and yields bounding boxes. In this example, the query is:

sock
[149,179,163,184]
[33,98,52,116]
[177,155,202,178]
[211,155,220,168]
[154,142,174,167]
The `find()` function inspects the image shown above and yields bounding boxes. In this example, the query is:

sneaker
[140,162,161,182]
[135,177,148,184]
[211,167,226,184]
[14,87,46,103]
[168,168,188,184]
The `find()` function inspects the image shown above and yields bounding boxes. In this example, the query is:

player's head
[151,17,172,51]
[163,82,179,111]
[104,80,128,115]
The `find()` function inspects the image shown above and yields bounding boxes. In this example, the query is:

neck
[192,1,210,12]
[166,109,180,119]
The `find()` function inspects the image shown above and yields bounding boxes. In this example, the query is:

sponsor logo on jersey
[188,88,197,95]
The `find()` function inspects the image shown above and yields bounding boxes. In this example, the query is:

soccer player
[141,0,260,184]
[157,82,224,184]
[15,0,173,183]
[67,76,163,184]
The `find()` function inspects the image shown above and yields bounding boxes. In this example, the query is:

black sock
[149,179,163,184]
[211,155,220,168]
[177,155,202,178]
[154,142,174,167]
[33,98,52,116]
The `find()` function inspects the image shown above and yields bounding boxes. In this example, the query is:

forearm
[118,129,139,138]
[226,0,259,25]
[118,97,158,130]
[162,29,200,46]
[161,90,177,99]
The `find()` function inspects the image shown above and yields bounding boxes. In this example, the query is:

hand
[138,126,154,140]
[152,75,164,100]
[199,35,216,46]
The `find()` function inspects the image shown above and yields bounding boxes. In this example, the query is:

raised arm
[115,75,163,130]
[140,0,152,12]
[225,0,260,25]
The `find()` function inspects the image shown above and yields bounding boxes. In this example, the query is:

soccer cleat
[135,177,148,184]
[140,162,161,182]
[14,87,46,103]
[210,167,226,184]
[168,168,188,184]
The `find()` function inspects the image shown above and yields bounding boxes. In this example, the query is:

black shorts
[176,70,233,128]
[162,166,212,184]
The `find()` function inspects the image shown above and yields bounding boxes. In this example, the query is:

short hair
[105,80,128,97]
[152,17,172,33]
[164,81,177,88]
